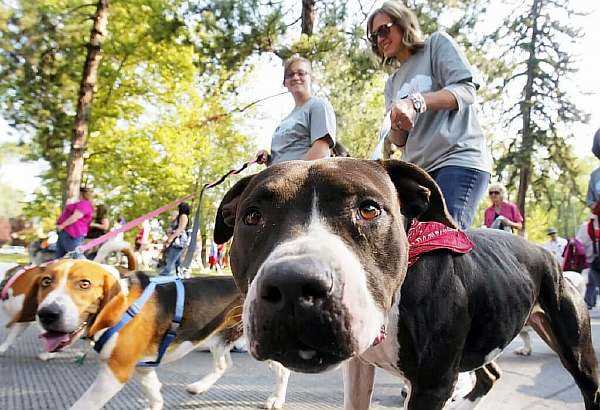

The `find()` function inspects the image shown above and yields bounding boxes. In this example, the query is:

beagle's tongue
[39,331,70,352]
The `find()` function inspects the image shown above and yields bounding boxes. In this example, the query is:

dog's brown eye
[40,276,52,287]
[359,202,381,221]
[78,280,91,290]
[243,209,262,226]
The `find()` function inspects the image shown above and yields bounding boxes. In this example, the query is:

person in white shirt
[542,227,567,266]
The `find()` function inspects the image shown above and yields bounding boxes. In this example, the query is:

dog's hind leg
[0,322,30,355]
[136,368,164,410]
[70,364,125,410]
[265,361,290,410]
[186,337,232,395]
[536,275,600,409]
[513,326,532,356]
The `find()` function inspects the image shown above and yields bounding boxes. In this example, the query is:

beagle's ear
[13,267,45,324]
[88,272,129,336]
[379,160,457,228]
[100,271,124,312]
[214,174,257,244]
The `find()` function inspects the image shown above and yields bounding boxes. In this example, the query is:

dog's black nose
[258,258,334,312]
[37,305,61,326]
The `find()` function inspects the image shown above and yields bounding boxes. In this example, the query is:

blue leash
[93,276,185,367]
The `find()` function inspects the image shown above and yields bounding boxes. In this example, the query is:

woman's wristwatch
[408,92,427,114]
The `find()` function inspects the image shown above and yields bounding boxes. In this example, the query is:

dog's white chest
[358,303,406,379]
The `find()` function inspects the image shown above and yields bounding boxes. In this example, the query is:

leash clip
[169,320,181,334]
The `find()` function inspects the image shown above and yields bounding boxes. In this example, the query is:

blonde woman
[256,55,336,166]
[367,1,491,229]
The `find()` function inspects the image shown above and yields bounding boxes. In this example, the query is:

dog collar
[407,220,474,267]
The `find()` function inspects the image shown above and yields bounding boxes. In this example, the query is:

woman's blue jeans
[55,230,84,258]
[160,245,185,276]
[428,166,490,230]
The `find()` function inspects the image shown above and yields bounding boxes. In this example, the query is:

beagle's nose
[258,257,334,312]
[38,304,61,327]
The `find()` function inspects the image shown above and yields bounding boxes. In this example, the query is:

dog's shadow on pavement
[514,355,582,404]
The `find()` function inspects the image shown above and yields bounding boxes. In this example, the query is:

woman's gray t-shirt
[269,96,336,166]
[384,31,491,173]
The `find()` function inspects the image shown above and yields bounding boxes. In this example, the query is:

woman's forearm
[58,211,83,229]
[303,137,331,160]
[422,89,458,111]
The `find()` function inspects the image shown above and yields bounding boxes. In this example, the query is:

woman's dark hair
[95,204,108,222]
[178,202,191,216]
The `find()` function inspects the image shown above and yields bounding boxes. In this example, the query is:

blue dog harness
[93,276,185,367]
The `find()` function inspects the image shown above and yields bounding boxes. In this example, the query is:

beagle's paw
[37,351,58,361]
[264,394,285,409]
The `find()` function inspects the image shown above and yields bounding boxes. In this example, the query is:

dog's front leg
[343,356,375,410]
[135,368,164,410]
[70,364,124,410]
[186,339,232,395]
[406,381,456,410]
[0,322,30,355]
[265,361,290,409]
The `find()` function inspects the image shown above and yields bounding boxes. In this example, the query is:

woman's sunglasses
[489,191,500,195]
[370,22,394,45]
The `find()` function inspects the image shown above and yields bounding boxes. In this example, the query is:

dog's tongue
[39,331,70,352]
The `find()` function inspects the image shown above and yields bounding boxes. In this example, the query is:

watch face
[413,99,422,112]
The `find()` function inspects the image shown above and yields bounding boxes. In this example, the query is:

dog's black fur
[215,158,600,409]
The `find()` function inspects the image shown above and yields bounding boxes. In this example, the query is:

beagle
[0,238,136,360]
[31,259,289,410]
[0,263,53,358]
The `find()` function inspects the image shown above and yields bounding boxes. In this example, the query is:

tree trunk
[63,0,109,204]
[301,0,316,36]
[515,0,541,233]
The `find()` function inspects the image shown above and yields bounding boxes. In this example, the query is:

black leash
[181,159,258,270]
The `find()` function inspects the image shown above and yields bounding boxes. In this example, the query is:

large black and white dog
[215,158,600,410]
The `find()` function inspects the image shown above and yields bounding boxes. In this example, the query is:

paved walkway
[1,312,599,409]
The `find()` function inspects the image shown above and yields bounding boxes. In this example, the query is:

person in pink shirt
[55,187,94,258]
[484,183,523,232]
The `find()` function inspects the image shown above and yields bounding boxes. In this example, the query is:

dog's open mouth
[39,322,87,352]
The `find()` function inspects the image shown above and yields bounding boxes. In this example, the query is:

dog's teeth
[299,350,316,360]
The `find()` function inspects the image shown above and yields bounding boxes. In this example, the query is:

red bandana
[407,220,474,267]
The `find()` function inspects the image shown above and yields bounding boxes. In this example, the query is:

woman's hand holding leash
[256,150,270,165]
[390,99,417,132]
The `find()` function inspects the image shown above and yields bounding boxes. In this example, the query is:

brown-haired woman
[367,1,491,229]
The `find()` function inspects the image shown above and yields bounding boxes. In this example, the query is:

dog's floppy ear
[13,267,45,324]
[87,271,128,336]
[379,159,457,228]
[100,270,124,312]
[215,174,256,244]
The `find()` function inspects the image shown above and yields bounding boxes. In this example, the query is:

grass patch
[0,253,28,265]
